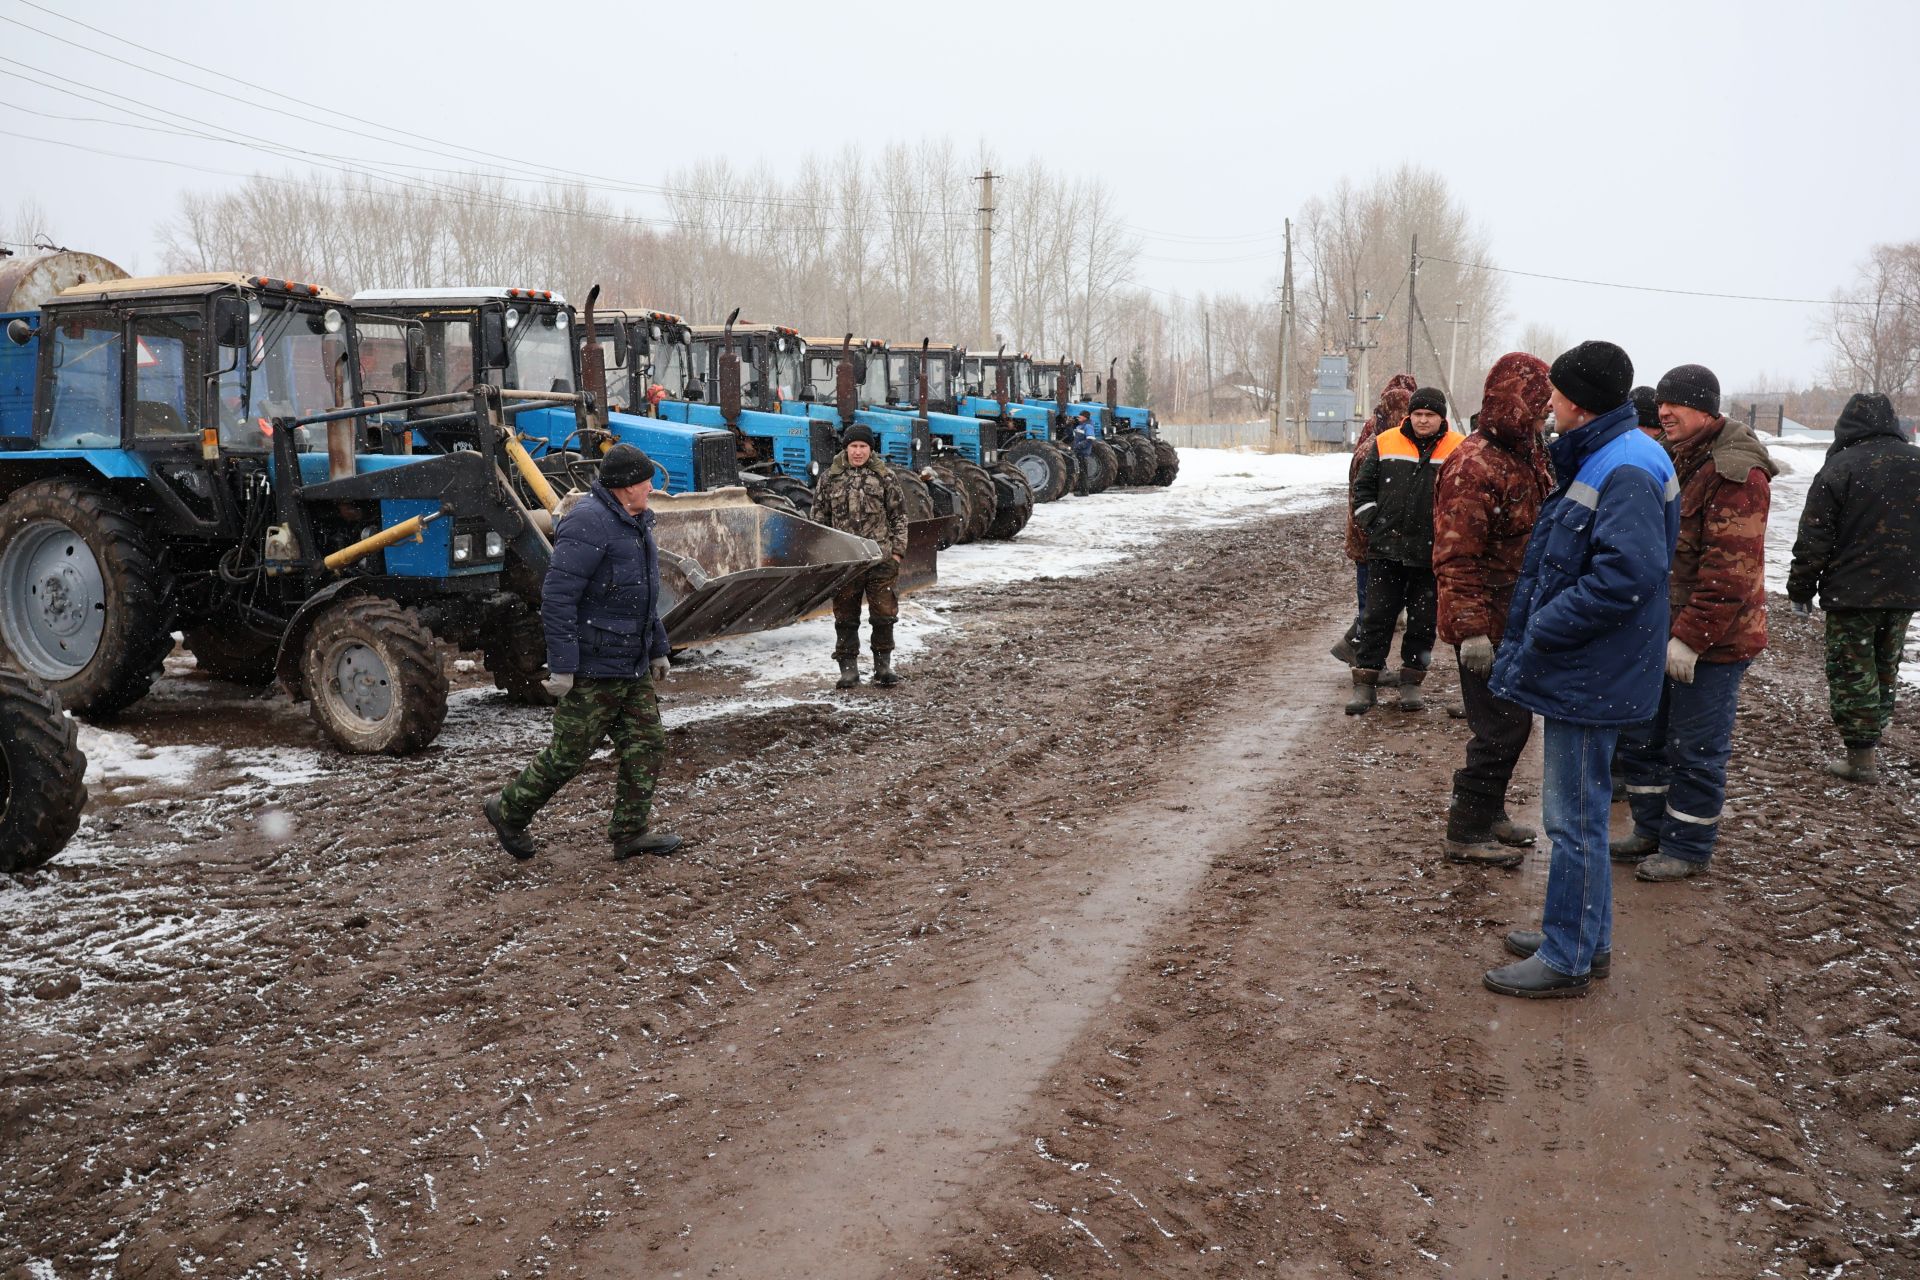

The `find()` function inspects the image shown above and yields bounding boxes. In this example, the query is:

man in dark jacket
[1433,353,1555,865]
[1347,386,1462,712]
[814,424,910,688]
[1334,374,1418,664]
[1615,364,1777,881]
[1787,392,1920,784]
[1483,341,1678,999]
[485,444,678,862]
[1070,412,1094,496]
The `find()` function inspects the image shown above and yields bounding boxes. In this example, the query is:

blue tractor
[0,271,561,751]
[878,339,1034,540]
[1026,357,1167,490]
[953,347,1075,503]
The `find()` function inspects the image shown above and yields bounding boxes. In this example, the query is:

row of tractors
[0,250,1178,872]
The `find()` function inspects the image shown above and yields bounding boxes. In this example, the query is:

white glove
[543,671,575,699]
[1665,637,1699,684]
[649,657,670,683]
[1459,634,1495,678]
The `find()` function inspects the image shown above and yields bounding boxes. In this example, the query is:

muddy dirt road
[3,483,1916,1278]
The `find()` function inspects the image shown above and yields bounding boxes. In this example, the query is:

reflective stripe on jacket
[1351,424,1463,567]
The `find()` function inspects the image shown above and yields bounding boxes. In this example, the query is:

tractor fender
[275,578,378,700]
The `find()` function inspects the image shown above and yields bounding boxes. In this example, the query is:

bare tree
[1517,322,1569,363]
[1823,243,1920,397]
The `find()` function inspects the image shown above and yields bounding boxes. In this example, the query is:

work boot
[613,830,683,861]
[1446,699,1468,719]
[1635,852,1704,882]
[1504,929,1611,979]
[1329,620,1359,666]
[1395,667,1428,711]
[872,651,900,687]
[835,656,861,689]
[1444,838,1524,869]
[1483,954,1590,999]
[1825,745,1880,785]
[1345,669,1379,716]
[1491,814,1537,847]
[1609,830,1658,863]
[483,796,536,862]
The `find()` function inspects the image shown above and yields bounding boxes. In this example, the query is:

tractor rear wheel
[1152,438,1180,486]
[483,612,554,707]
[184,625,280,687]
[1086,440,1119,494]
[0,480,172,718]
[893,471,955,552]
[0,666,87,873]
[985,464,1034,540]
[302,596,448,755]
[1127,435,1160,485]
[1004,440,1068,503]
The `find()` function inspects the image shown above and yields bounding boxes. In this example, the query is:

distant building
[1307,354,1356,445]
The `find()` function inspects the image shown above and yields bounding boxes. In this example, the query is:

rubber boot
[1395,666,1427,711]
[1491,814,1538,847]
[1445,787,1524,867]
[1345,669,1379,716]
[1329,619,1359,666]
[835,656,861,689]
[1825,745,1879,785]
[870,617,900,687]
[833,622,861,688]
[1609,830,1659,863]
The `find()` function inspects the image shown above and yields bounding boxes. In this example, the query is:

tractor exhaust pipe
[917,337,930,417]
[718,307,743,430]
[835,332,857,430]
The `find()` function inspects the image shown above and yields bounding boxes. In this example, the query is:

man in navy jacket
[1482,341,1679,998]
[486,444,680,862]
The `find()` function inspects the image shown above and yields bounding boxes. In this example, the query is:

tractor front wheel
[0,666,87,873]
[301,596,448,755]
[1152,439,1180,486]
[1086,440,1119,494]
[1003,441,1068,503]
[483,612,554,707]
[0,480,172,717]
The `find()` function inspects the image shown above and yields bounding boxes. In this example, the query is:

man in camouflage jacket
[1787,391,1920,785]
[1334,374,1418,664]
[813,424,910,688]
[1615,364,1776,881]
[1433,352,1556,866]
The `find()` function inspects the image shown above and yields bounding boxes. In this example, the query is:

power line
[1426,253,1852,307]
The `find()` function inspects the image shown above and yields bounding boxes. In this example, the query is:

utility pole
[1443,300,1470,412]
[1273,218,1293,451]
[974,170,995,349]
[1406,233,1419,377]
[1348,288,1384,443]
[1203,306,1215,420]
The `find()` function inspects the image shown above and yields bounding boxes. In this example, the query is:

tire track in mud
[597,640,1332,1277]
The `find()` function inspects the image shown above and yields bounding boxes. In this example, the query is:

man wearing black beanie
[1482,341,1680,997]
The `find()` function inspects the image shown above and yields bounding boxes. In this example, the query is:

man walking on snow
[813,424,910,689]
[1612,364,1776,881]
[1787,392,1920,784]
[1482,341,1678,999]
[1433,354,1556,866]
[1347,386,1462,713]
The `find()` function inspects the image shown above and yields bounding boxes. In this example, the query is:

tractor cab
[689,321,809,409]
[588,308,698,412]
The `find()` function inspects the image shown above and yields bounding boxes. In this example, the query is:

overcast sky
[3,0,1914,390]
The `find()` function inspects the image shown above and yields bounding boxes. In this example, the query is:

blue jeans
[1537,718,1618,978]
[1617,659,1749,866]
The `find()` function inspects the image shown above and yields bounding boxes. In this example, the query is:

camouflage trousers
[832,560,900,657]
[1825,608,1913,747]
[498,675,666,840]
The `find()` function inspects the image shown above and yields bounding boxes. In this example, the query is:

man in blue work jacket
[1482,341,1679,998]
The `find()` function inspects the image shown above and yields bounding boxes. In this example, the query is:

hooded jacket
[1345,374,1417,562]
[542,482,670,677]
[1490,402,1680,727]
[1666,417,1778,662]
[1433,353,1555,645]
[1787,393,1920,610]
[813,450,910,560]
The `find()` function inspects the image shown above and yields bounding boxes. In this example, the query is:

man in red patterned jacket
[1433,353,1556,865]
[1613,364,1776,881]
[1333,373,1418,665]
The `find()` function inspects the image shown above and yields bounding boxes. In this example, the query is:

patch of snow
[75,724,217,787]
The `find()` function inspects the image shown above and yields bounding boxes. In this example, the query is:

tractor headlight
[322,308,343,334]
[504,307,521,330]
[552,311,568,331]
[452,534,474,564]
[484,532,505,559]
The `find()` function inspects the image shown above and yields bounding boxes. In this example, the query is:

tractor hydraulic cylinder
[324,508,446,573]
[503,433,561,513]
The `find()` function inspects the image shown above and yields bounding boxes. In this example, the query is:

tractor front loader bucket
[898,514,949,594]
[650,488,887,646]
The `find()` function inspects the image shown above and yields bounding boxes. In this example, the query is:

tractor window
[356,320,412,401]
[923,355,951,402]
[42,311,123,449]
[860,352,888,405]
[507,314,573,394]
[651,338,689,398]
[131,313,203,438]
[888,354,912,401]
[422,318,475,396]
[773,346,803,402]
[959,359,985,398]
[805,354,836,400]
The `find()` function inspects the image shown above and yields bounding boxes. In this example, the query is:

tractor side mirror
[213,297,248,349]
[404,327,428,396]
[5,317,34,346]
[480,311,509,372]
